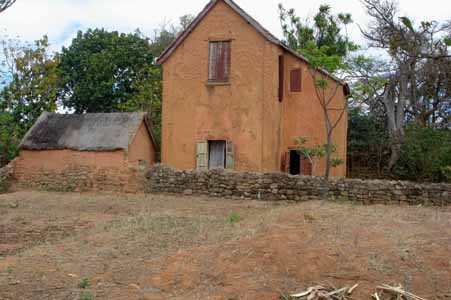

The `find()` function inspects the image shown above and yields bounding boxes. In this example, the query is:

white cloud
[1,0,450,52]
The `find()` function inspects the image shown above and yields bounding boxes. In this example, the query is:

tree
[0,0,15,14]
[394,126,451,182]
[279,4,356,179]
[57,29,155,113]
[359,0,451,171]
[148,14,194,58]
[0,36,58,165]
[294,136,343,175]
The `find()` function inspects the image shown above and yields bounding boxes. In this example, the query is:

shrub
[227,212,241,224]
[394,126,451,182]
[78,277,91,289]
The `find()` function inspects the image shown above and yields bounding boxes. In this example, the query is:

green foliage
[0,112,20,165]
[118,66,162,144]
[227,212,241,224]
[279,3,358,73]
[0,36,58,165]
[78,277,91,289]
[393,126,451,182]
[58,29,155,113]
[347,108,388,154]
[79,290,94,300]
[294,137,343,172]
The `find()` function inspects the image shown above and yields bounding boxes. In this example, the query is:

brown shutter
[290,68,302,92]
[208,41,231,82]
[301,155,312,176]
[278,55,284,102]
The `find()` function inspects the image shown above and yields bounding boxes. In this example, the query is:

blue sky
[1,0,450,53]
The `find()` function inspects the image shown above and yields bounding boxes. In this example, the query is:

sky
[1,0,450,52]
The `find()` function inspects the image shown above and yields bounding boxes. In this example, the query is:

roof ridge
[155,0,346,86]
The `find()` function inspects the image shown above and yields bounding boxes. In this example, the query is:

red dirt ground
[0,191,450,300]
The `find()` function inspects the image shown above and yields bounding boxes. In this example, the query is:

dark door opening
[289,150,301,175]
[208,140,226,169]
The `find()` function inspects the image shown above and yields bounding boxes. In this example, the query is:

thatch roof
[20,112,156,152]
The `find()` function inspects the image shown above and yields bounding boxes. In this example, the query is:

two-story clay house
[157,0,349,177]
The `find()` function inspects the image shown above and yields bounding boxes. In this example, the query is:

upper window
[290,68,302,92]
[208,41,231,82]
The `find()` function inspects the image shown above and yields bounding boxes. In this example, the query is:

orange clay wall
[161,1,347,177]
[281,54,347,177]
[13,123,156,192]
[128,123,156,166]
[161,1,284,172]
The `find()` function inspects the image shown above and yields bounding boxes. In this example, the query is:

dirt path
[1,191,450,300]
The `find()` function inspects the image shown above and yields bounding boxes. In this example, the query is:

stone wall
[146,165,451,206]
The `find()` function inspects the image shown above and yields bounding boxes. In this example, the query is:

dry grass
[0,191,450,300]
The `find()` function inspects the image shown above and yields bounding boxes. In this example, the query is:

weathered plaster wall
[146,165,451,206]
[281,54,348,177]
[161,1,347,176]
[13,150,146,193]
[128,122,156,165]
[162,1,276,172]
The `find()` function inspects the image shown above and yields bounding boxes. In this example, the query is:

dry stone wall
[146,165,451,206]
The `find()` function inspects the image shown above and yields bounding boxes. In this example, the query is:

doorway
[208,140,226,169]
[289,150,301,175]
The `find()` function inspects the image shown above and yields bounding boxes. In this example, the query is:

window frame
[208,40,232,83]
[290,68,302,93]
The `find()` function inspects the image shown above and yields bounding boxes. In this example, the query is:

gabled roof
[20,112,158,152]
[156,0,347,87]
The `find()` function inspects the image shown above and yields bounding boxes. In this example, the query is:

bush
[393,126,451,182]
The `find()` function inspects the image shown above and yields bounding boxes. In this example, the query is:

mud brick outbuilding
[13,112,157,192]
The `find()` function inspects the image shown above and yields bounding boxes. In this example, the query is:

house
[158,0,349,177]
[13,112,157,192]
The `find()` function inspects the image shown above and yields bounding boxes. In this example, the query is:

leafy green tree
[294,136,343,176]
[279,3,357,70]
[0,36,58,165]
[58,29,155,113]
[119,66,162,144]
[394,126,451,182]
[0,0,15,14]
[347,108,389,178]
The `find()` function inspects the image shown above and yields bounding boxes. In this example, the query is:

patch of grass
[6,266,13,274]
[79,290,94,300]
[227,212,241,224]
[78,277,91,289]
[303,212,315,223]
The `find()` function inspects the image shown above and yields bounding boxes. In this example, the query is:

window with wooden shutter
[290,68,302,92]
[278,55,284,102]
[208,41,231,82]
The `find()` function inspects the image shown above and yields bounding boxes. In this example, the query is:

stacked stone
[146,165,451,206]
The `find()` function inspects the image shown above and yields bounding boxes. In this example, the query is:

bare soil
[0,191,450,300]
